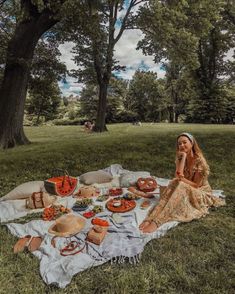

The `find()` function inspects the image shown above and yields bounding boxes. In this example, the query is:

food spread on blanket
[128,186,155,198]
[140,200,151,209]
[4,165,226,289]
[83,211,95,218]
[86,218,110,245]
[72,198,93,211]
[123,192,141,200]
[92,218,109,227]
[9,173,159,255]
[44,171,78,197]
[82,205,103,218]
[74,186,100,198]
[42,205,71,221]
[96,195,109,202]
[106,197,136,213]
[109,188,123,196]
[137,177,157,192]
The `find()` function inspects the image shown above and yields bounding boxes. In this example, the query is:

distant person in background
[132,121,142,126]
[139,132,225,233]
[84,121,94,132]
[90,121,95,130]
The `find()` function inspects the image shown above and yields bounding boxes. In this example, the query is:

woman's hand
[176,171,184,180]
[177,151,187,161]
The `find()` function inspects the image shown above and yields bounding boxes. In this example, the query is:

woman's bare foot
[141,221,159,233]
[139,220,151,230]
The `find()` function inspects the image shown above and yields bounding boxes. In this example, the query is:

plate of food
[123,192,141,200]
[72,198,93,211]
[96,195,109,202]
[109,188,123,196]
[106,197,136,213]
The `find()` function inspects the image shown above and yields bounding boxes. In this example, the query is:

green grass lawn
[0,123,234,294]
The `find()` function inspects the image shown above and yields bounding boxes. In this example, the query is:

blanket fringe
[111,253,141,265]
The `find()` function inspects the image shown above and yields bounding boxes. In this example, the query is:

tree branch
[114,0,148,44]
[0,24,11,39]
[114,1,134,44]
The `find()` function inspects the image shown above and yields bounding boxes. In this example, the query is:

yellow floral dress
[146,157,225,226]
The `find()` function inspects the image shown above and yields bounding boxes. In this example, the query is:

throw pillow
[120,171,151,187]
[0,181,46,201]
[79,170,113,185]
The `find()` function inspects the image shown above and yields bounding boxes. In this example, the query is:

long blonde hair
[176,134,210,175]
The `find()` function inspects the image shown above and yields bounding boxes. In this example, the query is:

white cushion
[79,170,113,185]
[0,181,46,201]
[93,176,120,188]
[120,172,151,187]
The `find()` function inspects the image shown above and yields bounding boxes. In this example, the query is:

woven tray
[106,198,136,213]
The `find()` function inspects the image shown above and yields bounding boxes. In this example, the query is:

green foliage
[79,77,130,123]
[127,70,167,122]
[0,1,19,83]
[164,62,198,122]
[24,39,66,124]
[186,83,235,123]
[137,0,223,68]
[137,0,235,124]
[53,118,83,125]
[26,82,61,124]
[79,84,98,120]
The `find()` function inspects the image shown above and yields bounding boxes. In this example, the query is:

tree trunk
[93,82,108,132]
[168,106,174,123]
[175,113,179,123]
[0,6,58,148]
[158,110,161,122]
[36,112,41,125]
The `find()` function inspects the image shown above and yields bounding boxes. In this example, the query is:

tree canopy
[137,0,235,123]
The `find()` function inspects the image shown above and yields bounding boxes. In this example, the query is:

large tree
[62,0,146,132]
[79,77,128,123]
[0,1,16,82]
[0,0,68,148]
[137,0,235,123]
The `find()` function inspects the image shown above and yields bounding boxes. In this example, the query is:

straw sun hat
[48,214,86,237]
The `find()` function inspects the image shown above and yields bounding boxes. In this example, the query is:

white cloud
[59,42,78,71]
[58,29,164,96]
[113,29,165,78]
[224,48,235,61]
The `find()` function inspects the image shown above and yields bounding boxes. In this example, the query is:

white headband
[177,132,194,143]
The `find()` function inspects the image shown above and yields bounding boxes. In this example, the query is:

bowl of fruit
[72,198,93,211]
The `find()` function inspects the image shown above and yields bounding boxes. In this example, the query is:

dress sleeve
[193,157,209,180]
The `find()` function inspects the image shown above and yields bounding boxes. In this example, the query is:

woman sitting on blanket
[139,132,225,233]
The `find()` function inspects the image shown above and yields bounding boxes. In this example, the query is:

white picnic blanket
[1,164,225,288]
